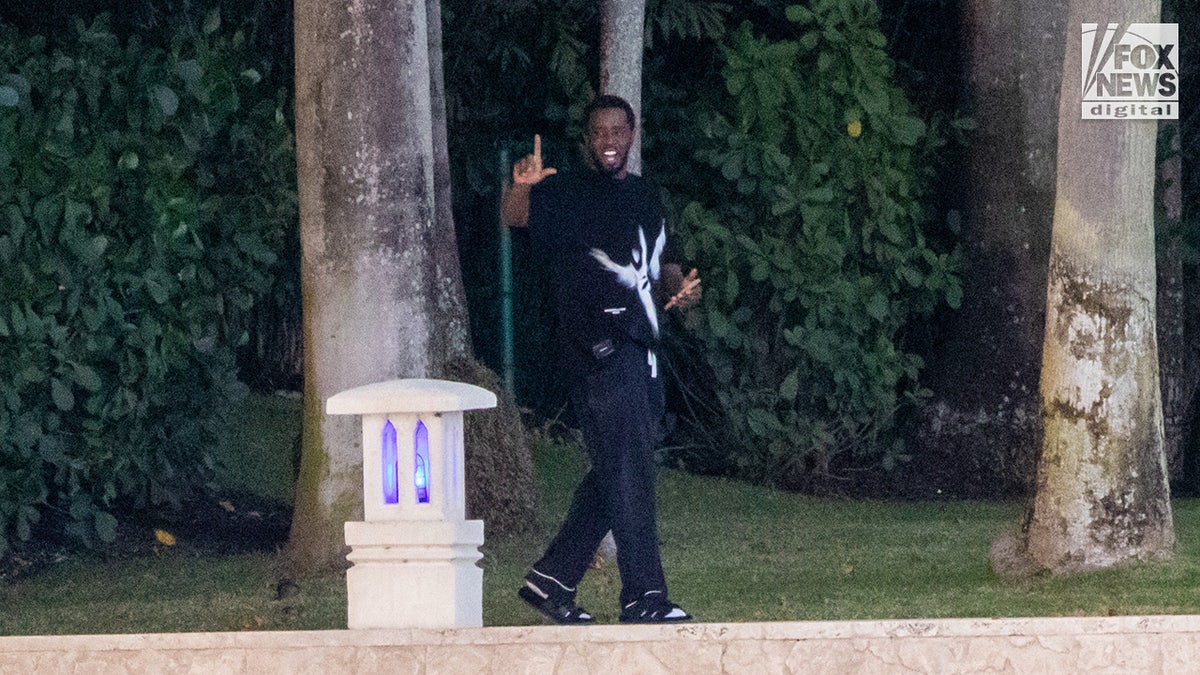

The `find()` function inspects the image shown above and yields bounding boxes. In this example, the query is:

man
[501,94,701,624]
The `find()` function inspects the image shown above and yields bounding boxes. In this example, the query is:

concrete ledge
[2,615,1198,673]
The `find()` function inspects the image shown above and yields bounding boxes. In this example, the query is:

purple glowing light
[382,420,399,504]
[414,420,430,504]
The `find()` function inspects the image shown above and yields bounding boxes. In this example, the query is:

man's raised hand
[513,134,558,186]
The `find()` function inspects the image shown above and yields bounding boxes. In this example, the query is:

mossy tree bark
[288,0,470,572]
[1025,0,1174,572]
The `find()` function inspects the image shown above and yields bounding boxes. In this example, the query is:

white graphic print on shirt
[588,220,667,337]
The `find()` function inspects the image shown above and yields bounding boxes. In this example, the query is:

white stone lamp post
[327,378,497,629]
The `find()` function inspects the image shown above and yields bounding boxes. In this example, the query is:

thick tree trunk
[600,0,645,175]
[289,0,535,571]
[426,0,537,537]
[1155,122,1192,482]
[289,0,443,572]
[918,0,1067,497]
[1024,0,1173,572]
[592,0,649,566]
[1157,237,1190,484]
[426,0,471,363]
[1156,0,1200,490]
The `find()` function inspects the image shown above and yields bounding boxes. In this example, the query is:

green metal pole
[498,145,515,397]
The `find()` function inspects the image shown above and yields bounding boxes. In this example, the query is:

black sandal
[619,592,692,623]
[518,586,595,625]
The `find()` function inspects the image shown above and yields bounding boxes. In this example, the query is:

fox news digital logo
[1082,23,1178,119]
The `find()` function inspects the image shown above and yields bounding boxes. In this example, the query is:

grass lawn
[485,444,1200,624]
[3,391,1200,634]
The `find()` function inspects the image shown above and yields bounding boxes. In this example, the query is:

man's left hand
[665,268,702,311]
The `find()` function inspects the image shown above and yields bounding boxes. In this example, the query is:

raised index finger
[533,134,542,162]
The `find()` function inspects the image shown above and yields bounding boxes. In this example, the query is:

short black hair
[585,94,636,131]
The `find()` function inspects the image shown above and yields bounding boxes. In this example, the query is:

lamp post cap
[326,379,498,415]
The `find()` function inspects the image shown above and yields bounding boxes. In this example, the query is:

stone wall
[1,616,1197,673]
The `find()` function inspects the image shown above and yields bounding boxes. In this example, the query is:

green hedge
[0,13,295,553]
[670,1,964,488]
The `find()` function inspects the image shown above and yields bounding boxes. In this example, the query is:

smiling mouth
[596,148,624,175]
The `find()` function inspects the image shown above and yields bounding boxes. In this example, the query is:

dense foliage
[441,0,966,490]
[0,13,294,553]
[667,2,963,488]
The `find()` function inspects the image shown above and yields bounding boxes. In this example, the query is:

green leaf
[804,187,835,203]
[855,83,890,118]
[11,305,27,337]
[806,330,835,364]
[203,8,222,34]
[38,436,66,463]
[72,364,103,392]
[240,68,262,84]
[56,113,75,137]
[747,407,784,435]
[945,283,963,310]
[233,231,276,263]
[78,235,109,265]
[4,73,29,96]
[878,217,904,244]
[20,506,40,527]
[785,5,814,24]
[891,114,926,146]
[175,60,203,89]
[15,513,31,541]
[145,276,170,304]
[118,151,139,170]
[0,86,18,107]
[750,260,769,282]
[708,310,730,338]
[153,86,179,117]
[95,511,118,543]
[34,196,63,232]
[721,154,742,180]
[51,54,75,73]
[69,495,92,522]
[902,264,926,284]
[866,293,889,322]
[51,378,75,412]
[724,270,739,302]
[64,199,91,229]
[779,369,800,402]
[18,365,45,383]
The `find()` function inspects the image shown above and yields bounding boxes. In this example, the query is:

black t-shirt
[529,171,676,378]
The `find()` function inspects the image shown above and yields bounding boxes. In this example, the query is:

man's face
[587,107,633,178]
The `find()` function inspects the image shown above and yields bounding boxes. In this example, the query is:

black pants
[532,340,667,606]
